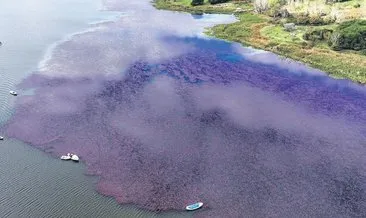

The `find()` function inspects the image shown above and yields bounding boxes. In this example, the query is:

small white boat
[0,136,4,140]
[60,155,71,160]
[185,202,203,211]
[9,91,17,96]
[71,154,79,162]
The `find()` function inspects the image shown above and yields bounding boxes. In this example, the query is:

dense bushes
[191,0,204,6]
[328,20,366,50]
[303,20,366,51]
[294,13,334,25]
[208,0,230,4]
[303,29,333,41]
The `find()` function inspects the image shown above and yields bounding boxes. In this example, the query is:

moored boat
[185,202,203,211]
[60,154,71,160]
[71,154,79,162]
[9,91,17,96]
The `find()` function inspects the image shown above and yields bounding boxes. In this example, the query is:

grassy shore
[154,0,253,14]
[153,0,366,84]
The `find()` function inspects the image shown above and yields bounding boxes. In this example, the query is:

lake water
[0,0,191,217]
[1,0,366,217]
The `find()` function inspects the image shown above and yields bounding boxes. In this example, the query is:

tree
[191,0,204,6]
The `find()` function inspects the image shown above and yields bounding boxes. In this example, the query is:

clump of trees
[303,20,366,51]
[293,13,334,25]
[328,20,366,50]
[303,28,333,41]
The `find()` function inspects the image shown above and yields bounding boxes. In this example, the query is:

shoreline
[153,0,366,84]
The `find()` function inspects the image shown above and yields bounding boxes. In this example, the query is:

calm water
[0,0,121,124]
[2,0,366,217]
[0,0,194,217]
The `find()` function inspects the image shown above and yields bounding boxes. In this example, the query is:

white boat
[0,136,4,140]
[185,202,203,211]
[9,91,17,96]
[60,155,71,160]
[71,154,79,162]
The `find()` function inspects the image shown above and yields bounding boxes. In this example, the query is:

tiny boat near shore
[60,153,71,160]
[9,91,17,96]
[71,154,79,162]
[0,136,4,140]
[186,202,203,211]
[60,153,79,162]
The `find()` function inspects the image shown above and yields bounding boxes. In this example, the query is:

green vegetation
[209,0,230,4]
[154,0,366,83]
[303,28,334,41]
[329,20,366,50]
[191,0,204,6]
[153,0,253,14]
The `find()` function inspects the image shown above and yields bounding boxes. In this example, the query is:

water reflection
[4,0,366,217]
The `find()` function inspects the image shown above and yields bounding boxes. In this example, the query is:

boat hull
[9,91,17,96]
[60,155,71,160]
[71,155,79,162]
[186,202,203,211]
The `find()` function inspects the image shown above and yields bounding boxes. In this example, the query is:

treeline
[191,0,230,6]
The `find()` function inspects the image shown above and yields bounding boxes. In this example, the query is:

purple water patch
[4,0,366,217]
[6,53,366,217]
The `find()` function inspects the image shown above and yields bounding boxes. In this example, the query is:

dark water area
[3,0,366,217]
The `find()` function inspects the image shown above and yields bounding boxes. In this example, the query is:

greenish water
[0,0,121,125]
[0,0,191,217]
[0,139,146,217]
[0,139,192,217]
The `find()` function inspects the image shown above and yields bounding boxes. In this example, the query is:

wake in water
[4,0,366,217]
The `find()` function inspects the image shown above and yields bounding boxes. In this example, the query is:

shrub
[191,0,204,6]
[308,15,324,25]
[328,20,366,51]
[323,16,336,24]
[208,0,230,4]
[295,13,310,25]
[328,32,341,50]
[354,3,361,8]
[294,13,334,25]
[303,28,333,41]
